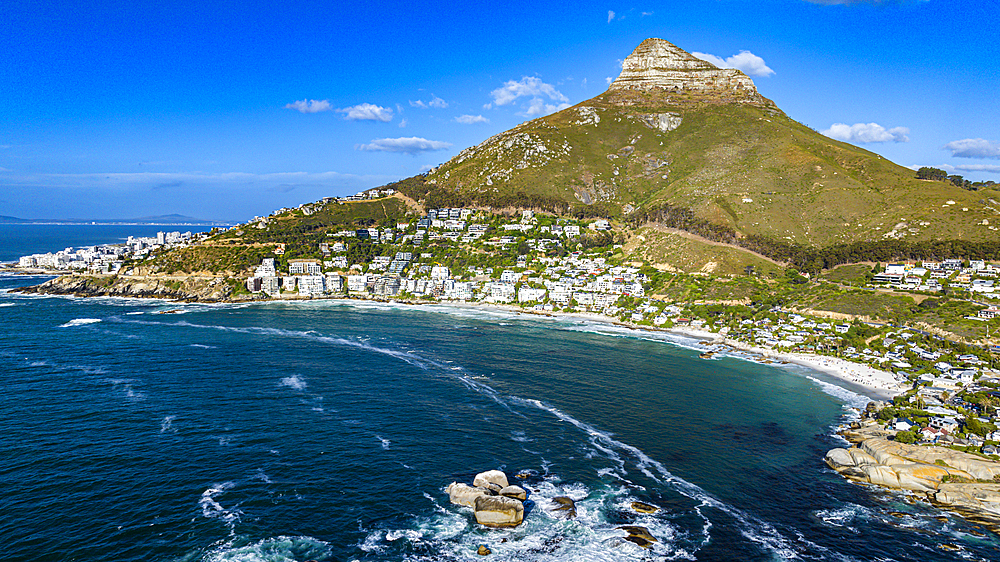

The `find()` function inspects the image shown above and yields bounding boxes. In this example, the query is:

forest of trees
[916,167,998,191]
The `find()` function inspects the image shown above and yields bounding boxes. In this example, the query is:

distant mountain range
[0,214,232,225]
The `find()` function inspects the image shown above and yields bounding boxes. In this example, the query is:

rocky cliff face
[608,38,766,106]
[15,275,238,302]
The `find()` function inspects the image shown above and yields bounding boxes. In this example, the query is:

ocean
[1,228,998,561]
[0,224,201,263]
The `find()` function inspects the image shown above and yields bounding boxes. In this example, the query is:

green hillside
[406,94,995,248]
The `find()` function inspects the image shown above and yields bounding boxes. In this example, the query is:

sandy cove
[422,299,904,402]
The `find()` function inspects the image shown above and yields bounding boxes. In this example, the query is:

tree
[916,167,948,181]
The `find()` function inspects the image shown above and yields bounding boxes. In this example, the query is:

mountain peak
[608,38,766,106]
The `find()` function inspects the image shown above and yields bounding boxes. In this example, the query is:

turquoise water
[2,275,998,561]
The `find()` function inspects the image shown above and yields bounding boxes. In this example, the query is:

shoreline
[427,299,902,401]
[4,274,902,402]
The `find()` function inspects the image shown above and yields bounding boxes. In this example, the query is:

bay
[1,245,998,560]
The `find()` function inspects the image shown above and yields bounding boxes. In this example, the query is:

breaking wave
[60,317,102,327]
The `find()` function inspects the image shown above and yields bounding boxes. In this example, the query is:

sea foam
[279,375,307,391]
[59,318,102,327]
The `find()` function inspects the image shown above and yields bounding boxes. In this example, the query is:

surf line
[115,317,811,558]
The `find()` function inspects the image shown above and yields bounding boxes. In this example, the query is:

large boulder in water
[550,496,577,519]
[499,485,527,501]
[618,525,658,548]
[825,448,857,471]
[474,495,524,527]
[446,482,491,508]
[473,470,509,493]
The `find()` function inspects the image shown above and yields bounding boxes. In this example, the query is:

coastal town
[8,194,1000,462]
[15,230,204,273]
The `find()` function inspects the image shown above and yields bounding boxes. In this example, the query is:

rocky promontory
[14,274,239,302]
[827,427,1000,532]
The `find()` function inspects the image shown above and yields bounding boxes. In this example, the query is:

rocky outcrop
[931,484,1000,528]
[609,38,766,105]
[631,501,659,514]
[473,470,509,492]
[499,485,527,501]
[636,112,682,133]
[549,496,577,519]
[827,437,1000,533]
[619,525,658,548]
[446,482,491,508]
[448,470,527,528]
[14,274,237,302]
[474,495,525,527]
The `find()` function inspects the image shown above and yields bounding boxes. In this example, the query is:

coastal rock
[447,482,491,508]
[894,464,951,492]
[15,274,235,303]
[828,437,1000,533]
[848,448,878,466]
[862,439,1000,481]
[474,495,524,527]
[932,484,1000,529]
[825,448,859,471]
[499,485,527,501]
[550,496,577,519]
[631,501,659,514]
[618,525,658,548]
[860,464,901,489]
[474,470,509,493]
[825,447,880,480]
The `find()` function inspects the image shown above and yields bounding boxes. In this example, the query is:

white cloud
[641,11,654,16]
[455,114,489,124]
[0,167,10,172]
[605,76,613,85]
[337,103,394,122]
[943,138,1000,159]
[691,50,775,77]
[581,78,587,88]
[489,76,570,116]
[821,122,910,143]
[524,98,571,117]
[285,99,334,113]
[409,95,448,109]
[954,164,1000,173]
[607,10,615,23]
[398,119,408,128]
[356,137,453,155]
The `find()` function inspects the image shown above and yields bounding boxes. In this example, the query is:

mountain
[395,38,996,249]
[0,214,230,225]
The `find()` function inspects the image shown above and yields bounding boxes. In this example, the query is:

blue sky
[2,0,997,221]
